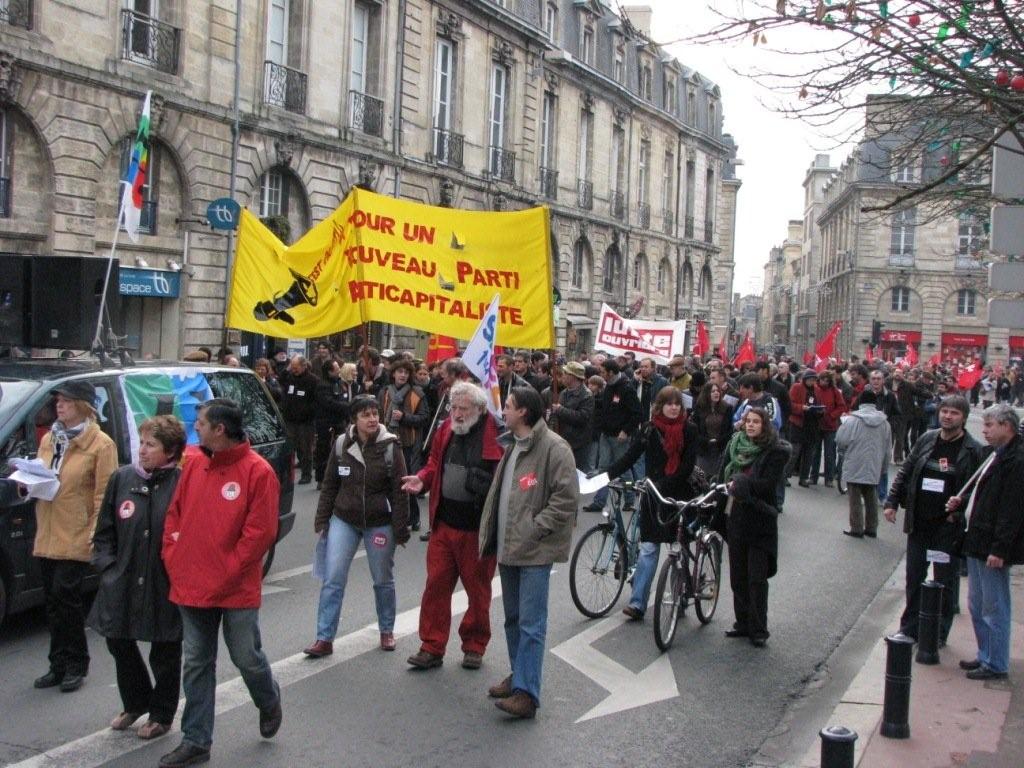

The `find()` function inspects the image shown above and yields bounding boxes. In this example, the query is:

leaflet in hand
[8,458,60,501]
[577,470,609,497]
[723,394,739,408]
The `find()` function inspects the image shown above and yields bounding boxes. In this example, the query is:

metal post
[881,633,914,739]
[915,579,944,665]
[222,0,243,348]
[819,725,857,768]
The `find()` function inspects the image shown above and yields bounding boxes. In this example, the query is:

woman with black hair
[605,386,699,621]
[719,407,790,647]
[693,382,735,476]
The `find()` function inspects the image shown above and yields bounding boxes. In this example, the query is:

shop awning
[566,314,596,328]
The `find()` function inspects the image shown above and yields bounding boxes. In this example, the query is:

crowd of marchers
[13,340,1024,767]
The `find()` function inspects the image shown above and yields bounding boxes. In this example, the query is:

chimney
[621,5,653,37]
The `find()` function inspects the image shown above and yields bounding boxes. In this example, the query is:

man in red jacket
[402,382,503,671]
[159,399,282,768]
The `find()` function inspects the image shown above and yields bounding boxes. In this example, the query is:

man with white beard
[401,382,504,670]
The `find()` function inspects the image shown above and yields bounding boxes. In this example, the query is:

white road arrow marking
[552,614,679,723]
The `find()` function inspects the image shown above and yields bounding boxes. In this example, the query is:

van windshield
[0,380,41,430]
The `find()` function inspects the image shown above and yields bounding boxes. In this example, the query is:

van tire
[262,543,276,578]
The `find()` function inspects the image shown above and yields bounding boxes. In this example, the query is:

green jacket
[479,420,579,566]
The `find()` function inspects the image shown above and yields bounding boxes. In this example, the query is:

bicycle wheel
[569,524,627,618]
[693,538,722,624]
[653,555,684,651]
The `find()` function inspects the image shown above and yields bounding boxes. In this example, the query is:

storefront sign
[941,333,988,347]
[1009,335,1024,350]
[118,266,180,298]
[880,329,921,343]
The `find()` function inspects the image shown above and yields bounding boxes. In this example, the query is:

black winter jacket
[88,465,182,642]
[550,384,595,455]
[962,435,1024,564]
[278,369,320,423]
[597,373,642,438]
[721,441,790,578]
[885,429,986,534]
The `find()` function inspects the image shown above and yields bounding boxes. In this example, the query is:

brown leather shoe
[138,720,171,740]
[407,650,444,669]
[494,691,537,719]
[488,675,513,699]
[303,640,333,657]
[111,711,144,731]
[622,606,643,621]
[462,651,483,670]
[380,632,396,651]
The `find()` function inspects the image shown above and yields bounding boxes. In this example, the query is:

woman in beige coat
[33,379,118,693]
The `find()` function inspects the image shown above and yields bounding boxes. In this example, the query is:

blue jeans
[179,606,279,750]
[593,433,635,508]
[316,516,396,640]
[877,469,889,502]
[966,557,1012,674]
[628,542,659,612]
[499,564,551,706]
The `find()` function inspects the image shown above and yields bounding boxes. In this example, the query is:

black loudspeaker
[0,254,29,346]
[30,257,121,350]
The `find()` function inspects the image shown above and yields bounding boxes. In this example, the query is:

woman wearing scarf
[32,380,118,692]
[605,386,698,620]
[88,416,185,739]
[693,382,735,475]
[378,360,429,531]
[719,407,790,647]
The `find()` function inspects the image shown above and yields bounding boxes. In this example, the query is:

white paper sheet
[723,394,739,408]
[926,549,951,564]
[8,458,60,501]
[577,470,609,496]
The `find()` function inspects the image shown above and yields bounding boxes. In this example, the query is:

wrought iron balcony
[684,215,694,238]
[704,218,714,243]
[0,0,31,29]
[264,61,307,114]
[433,128,464,168]
[888,251,915,267]
[955,253,983,270]
[638,203,651,229]
[0,177,10,218]
[577,179,593,210]
[611,189,625,220]
[663,209,674,235]
[489,146,515,183]
[121,10,180,74]
[539,167,558,200]
[350,90,384,137]
[121,199,158,235]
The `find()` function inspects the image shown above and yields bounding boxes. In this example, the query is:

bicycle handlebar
[644,477,727,515]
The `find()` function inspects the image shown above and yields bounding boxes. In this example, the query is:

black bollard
[819,725,857,768]
[916,579,944,665]
[881,633,914,739]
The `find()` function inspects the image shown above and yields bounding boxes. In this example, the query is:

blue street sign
[207,197,241,231]
[118,266,181,298]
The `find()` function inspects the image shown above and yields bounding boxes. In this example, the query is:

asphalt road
[0,462,908,768]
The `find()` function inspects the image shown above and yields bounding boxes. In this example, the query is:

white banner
[594,303,686,365]
[462,293,503,422]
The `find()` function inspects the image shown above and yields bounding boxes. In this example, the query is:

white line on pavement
[263,549,367,585]
[9,577,501,768]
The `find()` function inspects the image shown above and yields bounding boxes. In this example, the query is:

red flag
[732,331,756,367]
[957,362,984,390]
[803,351,814,366]
[927,352,941,367]
[904,342,918,366]
[717,332,728,360]
[865,344,874,363]
[814,322,843,372]
[693,319,710,357]
[425,334,458,364]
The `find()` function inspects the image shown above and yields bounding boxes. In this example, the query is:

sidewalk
[798,567,1024,767]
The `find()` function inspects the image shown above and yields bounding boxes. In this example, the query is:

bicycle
[644,479,727,651]
[569,479,642,618]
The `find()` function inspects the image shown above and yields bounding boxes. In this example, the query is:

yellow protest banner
[226,189,554,348]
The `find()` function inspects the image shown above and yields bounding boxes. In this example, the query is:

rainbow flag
[119,91,152,243]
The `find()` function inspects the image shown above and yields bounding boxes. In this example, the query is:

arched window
[681,261,693,301]
[603,246,621,292]
[632,254,646,291]
[956,288,976,316]
[697,265,712,299]
[571,238,590,289]
[657,257,671,294]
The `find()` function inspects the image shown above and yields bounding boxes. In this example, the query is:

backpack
[335,434,394,475]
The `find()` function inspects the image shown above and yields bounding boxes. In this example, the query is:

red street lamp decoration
[996,69,1011,87]
[908,13,921,28]
[1012,74,1024,93]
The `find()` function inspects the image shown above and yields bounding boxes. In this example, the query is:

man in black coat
[549,362,595,471]
[949,404,1024,680]
[278,355,320,484]
[586,359,642,512]
[756,361,791,426]
[884,395,984,645]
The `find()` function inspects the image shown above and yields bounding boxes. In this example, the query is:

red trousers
[418,521,497,656]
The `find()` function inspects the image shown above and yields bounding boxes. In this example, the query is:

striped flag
[462,294,503,422]
[119,91,152,243]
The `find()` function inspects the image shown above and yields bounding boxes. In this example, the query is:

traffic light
[870,320,884,347]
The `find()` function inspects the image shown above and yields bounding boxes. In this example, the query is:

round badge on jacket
[221,482,241,501]
[118,500,135,520]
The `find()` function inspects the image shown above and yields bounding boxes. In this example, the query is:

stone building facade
[759,220,802,356]
[0,0,738,360]
[815,98,995,364]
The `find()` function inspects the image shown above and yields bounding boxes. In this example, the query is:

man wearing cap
[667,355,691,392]
[549,361,595,471]
[32,380,118,693]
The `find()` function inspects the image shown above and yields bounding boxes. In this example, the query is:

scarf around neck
[50,419,90,472]
[651,412,686,476]
[722,431,765,482]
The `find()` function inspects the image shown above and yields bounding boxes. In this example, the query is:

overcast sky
[642,0,858,296]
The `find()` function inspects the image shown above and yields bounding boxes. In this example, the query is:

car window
[0,380,40,434]
[207,371,286,444]
[120,369,214,459]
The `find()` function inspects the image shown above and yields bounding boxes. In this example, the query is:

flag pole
[92,187,126,353]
